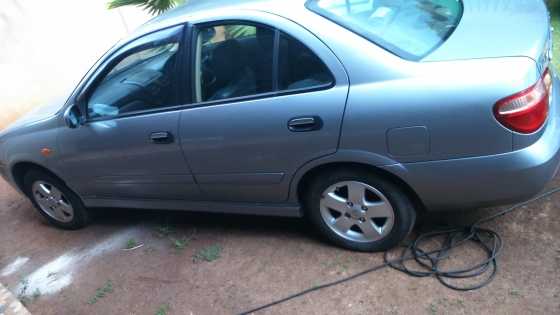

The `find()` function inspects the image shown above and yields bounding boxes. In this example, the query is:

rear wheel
[306,169,416,252]
[24,170,89,229]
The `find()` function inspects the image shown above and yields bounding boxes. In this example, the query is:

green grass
[155,303,171,315]
[87,280,114,305]
[509,288,522,297]
[155,224,197,251]
[170,235,190,250]
[193,244,223,262]
[428,303,438,315]
[124,238,139,250]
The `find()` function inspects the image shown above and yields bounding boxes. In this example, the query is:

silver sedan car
[0,0,558,251]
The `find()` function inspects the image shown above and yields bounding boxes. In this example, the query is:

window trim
[82,81,335,124]
[78,25,187,123]
[272,30,280,92]
[79,19,339,123]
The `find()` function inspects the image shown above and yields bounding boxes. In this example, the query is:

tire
[23,169,90,230]
[305,168,416,252]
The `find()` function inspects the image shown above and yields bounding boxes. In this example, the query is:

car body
[0,0,557,251]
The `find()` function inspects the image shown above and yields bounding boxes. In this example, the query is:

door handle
[150,131,174,144]
[287,116,323,132]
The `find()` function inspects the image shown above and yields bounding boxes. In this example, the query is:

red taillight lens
[494,69,551,134]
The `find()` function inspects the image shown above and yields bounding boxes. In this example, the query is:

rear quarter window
[306,0,463,60]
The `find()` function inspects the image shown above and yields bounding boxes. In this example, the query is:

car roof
[143,0,307,29]
[102,0,316,83]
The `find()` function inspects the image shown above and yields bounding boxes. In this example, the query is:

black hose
[238,186,560,315]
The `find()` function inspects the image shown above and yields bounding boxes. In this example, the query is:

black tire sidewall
[24,170,89,230]
[306,169,416,252]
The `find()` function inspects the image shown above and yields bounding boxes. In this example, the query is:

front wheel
[306,169,416,252]
[24,170,90,230]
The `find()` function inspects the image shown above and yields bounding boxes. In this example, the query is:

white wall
[0,0,151,128]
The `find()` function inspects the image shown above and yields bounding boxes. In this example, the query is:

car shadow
[88,205,495,244]
[90,207,312,239]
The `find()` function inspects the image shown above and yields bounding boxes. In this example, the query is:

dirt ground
[1,2,559,314]
[0,174,559,315]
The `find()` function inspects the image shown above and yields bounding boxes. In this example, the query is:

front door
[179,21,349,203]
[57,26,200,201]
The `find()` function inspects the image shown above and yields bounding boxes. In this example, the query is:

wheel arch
[11,161,66,197]
[294,161,426,214]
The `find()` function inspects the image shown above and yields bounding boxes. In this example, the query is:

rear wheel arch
[296,162,426,214]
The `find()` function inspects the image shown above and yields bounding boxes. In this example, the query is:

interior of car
[86,23,335,118]
[278,33,334,90]
[198,25,273,101]
[198,24,333,102]
[88,43,179,119]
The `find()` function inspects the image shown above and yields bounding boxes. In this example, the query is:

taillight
[494,69,551,134]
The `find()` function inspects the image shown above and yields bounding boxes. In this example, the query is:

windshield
[307,0,463,60]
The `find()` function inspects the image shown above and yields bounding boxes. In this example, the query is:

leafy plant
[171,236,190,250]
[125,238,139,249]
[155,303,170,315]
[428,303,437,315]
[107,0,186,15]
[88,280,114,305]
[193,244,222,262]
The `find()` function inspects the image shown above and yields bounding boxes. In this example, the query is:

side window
[88,37,180,119]
[195,24,274,102]
[278,33,333,91]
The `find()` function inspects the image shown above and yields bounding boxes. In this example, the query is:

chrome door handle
[287,116,323,132]
[150,131,173,144]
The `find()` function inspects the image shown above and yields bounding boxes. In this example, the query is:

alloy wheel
[32,180,74,223]
[319,181,395,243]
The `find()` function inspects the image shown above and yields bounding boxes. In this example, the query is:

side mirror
[63,105,83,129]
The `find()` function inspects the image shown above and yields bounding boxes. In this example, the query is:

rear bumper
[383,73,560,211]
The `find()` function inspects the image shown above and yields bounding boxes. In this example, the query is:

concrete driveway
[0,174,559,314]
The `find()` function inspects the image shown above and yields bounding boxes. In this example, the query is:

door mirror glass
[63,105,82,129]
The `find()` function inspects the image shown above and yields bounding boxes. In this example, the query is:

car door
[56,25,201,202]
[178,18,349,203]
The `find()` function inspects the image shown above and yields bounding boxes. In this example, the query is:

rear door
[178,15,349,203]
